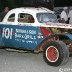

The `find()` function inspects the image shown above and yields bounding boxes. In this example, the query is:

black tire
[43,41,69,67]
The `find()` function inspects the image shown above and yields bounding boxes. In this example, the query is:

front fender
[35,33,72,52]
[35,34,57,52]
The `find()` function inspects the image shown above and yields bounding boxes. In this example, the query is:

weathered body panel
[0,23,72,51]
[0,24,45,50]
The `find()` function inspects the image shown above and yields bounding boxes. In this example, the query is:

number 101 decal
[2,28,13,39]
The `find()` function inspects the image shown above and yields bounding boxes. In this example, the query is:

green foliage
[0,2,3,11]
[6,0,17,8]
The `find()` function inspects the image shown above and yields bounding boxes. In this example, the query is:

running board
[6,48,31,53]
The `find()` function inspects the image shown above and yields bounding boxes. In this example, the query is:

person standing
[68,8,72,24]
[60,7,68,23]
[0,7,9,21]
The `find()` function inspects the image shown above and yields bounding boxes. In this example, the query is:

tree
[5,0,17,9]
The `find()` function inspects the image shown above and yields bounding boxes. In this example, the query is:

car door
[16,13,43,50]
[1,12,43,50]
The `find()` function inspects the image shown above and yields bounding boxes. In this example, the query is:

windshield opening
[36,13,58,23]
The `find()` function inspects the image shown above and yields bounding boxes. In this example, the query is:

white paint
[2,28,13,39]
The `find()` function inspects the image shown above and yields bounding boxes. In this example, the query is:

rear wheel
[43,41,69,66]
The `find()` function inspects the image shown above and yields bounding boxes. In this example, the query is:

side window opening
[7,13,15,22]
[18,13,34,23]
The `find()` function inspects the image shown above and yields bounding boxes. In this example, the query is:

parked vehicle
[0,7,72,67]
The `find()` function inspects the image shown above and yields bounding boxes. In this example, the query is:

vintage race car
[0,7,72,66]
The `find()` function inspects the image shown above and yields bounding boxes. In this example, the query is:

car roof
[8,7,54,14]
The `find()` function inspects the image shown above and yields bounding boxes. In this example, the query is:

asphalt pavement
[0,49,72,72]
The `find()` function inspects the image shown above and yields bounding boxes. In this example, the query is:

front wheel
[43,41,69,66]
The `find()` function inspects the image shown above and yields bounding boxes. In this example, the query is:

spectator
[68,8,72,24]
[0,7,9,21]
[60,7,69,23]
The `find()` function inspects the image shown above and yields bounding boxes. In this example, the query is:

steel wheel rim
[46,46,59,62]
